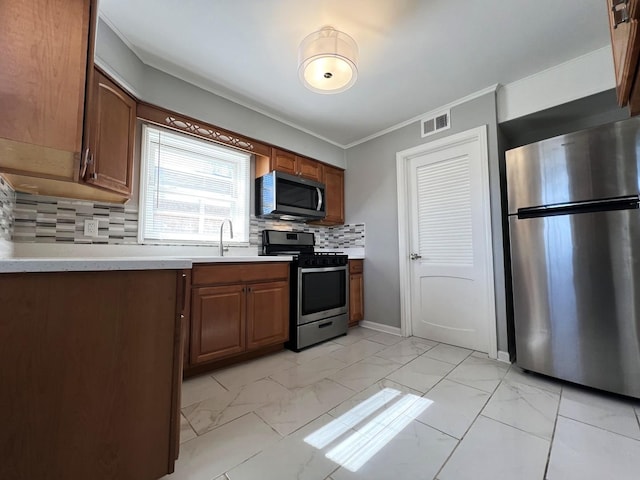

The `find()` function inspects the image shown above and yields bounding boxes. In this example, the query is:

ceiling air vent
[421,110,451,138]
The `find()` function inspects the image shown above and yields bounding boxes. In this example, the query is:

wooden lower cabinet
[188,263,290,370]
[349,260,364,326]
[246,280,289,350]
[191,284,246,364]
[0,269,183,480]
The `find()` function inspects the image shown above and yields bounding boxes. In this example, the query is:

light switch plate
[84,219,100,237]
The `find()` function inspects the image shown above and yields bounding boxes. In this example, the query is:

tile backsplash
[13,193,138,244]
[11,192,365,248]
[0,176,16,241]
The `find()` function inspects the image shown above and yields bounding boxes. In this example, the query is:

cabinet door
[272,148,297,175]
[0,0,94,176]
[84,69,136,196]
[0,0,92,153]
[349,272,364,325]
[609,0,640,107]
[322,165,345,225]
[191,284,246,365]
[297,156,324,182]
[246,280,289,350]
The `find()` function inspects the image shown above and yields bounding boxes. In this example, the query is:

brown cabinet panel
[272,148,297,175]
[297,156,324,182]
[246,280,289,350]
[192,262,289,286]
[349,259,364,274]
[0,270,180,479]
[317,165,345,225]
[191,284,246,364]
[84,69,136,196]
[349,260,364,326]
[609,0,640,110]
[0,0,92,154]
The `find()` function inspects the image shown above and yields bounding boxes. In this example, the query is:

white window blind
[139,125,250,244]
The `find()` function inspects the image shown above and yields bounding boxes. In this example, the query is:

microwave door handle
[316,187,323,211]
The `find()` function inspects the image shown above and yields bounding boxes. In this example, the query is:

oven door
[297,265,348,325]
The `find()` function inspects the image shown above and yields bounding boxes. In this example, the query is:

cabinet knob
[180,314,185,319]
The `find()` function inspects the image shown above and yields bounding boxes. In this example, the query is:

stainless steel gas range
[261,230,349,351]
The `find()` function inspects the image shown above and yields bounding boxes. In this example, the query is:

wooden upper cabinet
[318,164,345,225]
[609,0,640,111]
[258,148,324,182]
[297,156,324,182]
[83,69,136,196]
[0,0,94,174]
[272,149,298,175]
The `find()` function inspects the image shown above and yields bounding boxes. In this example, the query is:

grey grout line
[543,385,563,480]
[555,413,640,442]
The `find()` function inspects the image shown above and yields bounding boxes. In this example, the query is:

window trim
[137,123,252,246]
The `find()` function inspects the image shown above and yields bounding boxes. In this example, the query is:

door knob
[410,253,422,260]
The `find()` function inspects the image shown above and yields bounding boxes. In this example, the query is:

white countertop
[0,257,193,273]
[0,244,363,273]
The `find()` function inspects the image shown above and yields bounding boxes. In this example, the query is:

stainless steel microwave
[256,171,326,221]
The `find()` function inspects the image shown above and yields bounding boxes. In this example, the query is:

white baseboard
[359,321,403,336]
[497,350,511,364]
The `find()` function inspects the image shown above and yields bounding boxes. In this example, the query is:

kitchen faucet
[219,219,233,256]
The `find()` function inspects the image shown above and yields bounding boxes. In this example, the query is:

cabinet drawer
[349,259,363,274]
[192,262,289,286]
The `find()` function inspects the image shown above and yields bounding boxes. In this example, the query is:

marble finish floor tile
[212,354,296,390]
[422,344,473,365]
[502,365,562,394]
[559,386,640,440]
[329,339,387,365]
[438,415,550,480]
[328,378,421,420]
[226,415,342,480]
[329,356,402,392]
[482,380,560,439]
[182,378,292,435]
[330,419,458,480]
[333,327,378,346]
[180,413,197,444]
[445,355,509,393]
[285,341,345,365]
[181,374,228,408]
[386,355,455,393]
[175,335,640,480]
[375,337,437,365]
[417,379,491,439]
[256,378,355,436]
[270,356,349,389]
[547,416,640,480]
[366,331,404,346]
[164,413,281,480]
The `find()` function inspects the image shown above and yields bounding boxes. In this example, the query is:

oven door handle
[299,265,348,274]
[316,187,323,211]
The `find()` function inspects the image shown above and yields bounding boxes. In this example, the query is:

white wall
[345,93,510,352]
[94,19,346,168]
[497,46,616,123]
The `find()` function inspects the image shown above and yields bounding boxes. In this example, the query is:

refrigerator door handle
[517,195,640,219]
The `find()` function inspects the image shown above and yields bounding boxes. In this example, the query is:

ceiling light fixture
[298,26,358,94]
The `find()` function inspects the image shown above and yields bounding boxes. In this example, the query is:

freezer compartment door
[509,208,640,398]
[505,117,640,214]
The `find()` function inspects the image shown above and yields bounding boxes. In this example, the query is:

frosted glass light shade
[298,26,358,94]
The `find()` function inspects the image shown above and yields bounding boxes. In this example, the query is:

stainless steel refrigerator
[506,117,640,399]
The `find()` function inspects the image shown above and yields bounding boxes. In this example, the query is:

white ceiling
[99,0,611,147]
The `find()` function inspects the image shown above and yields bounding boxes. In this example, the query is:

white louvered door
[408,137,492,351]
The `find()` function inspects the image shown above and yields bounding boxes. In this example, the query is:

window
[139,125,250,244]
